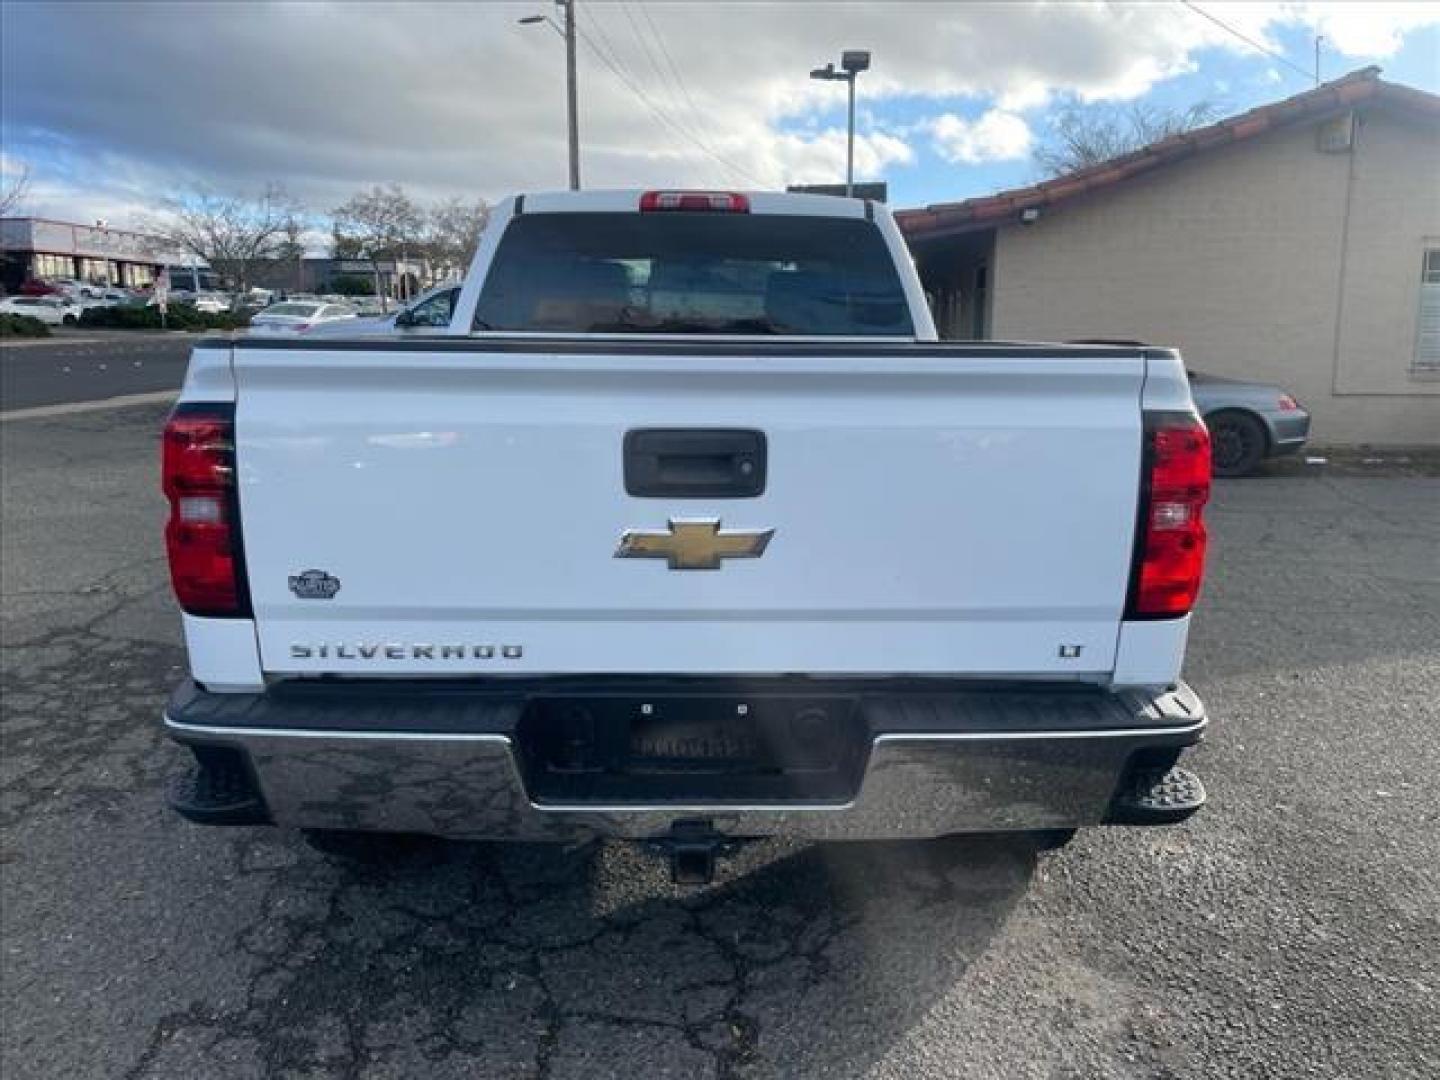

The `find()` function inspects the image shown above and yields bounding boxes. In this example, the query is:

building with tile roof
[898,68,1440,445]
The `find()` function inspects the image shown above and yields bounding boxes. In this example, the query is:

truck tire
[1208,411,1267,477]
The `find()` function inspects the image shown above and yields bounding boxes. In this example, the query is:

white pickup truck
[162,189,1211,882]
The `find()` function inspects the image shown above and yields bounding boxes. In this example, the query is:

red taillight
[1276,394,1299,411]
[1127,414,1212,619]
[639,190,750,213]
[163,405,247,617]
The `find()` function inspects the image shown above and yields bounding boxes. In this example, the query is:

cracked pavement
[3,401,1439,1078]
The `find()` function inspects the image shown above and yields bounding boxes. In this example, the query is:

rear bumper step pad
[1106,766,1206,825]
[168,745,270,827]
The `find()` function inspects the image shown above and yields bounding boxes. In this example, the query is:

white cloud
[928,110,1033,165]
[766,129,915,184]
[1290,1,1440,57]
[1,2,1435,224]
[1198,2,1440,60]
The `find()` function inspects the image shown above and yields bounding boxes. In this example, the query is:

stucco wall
[990,108,1440,445]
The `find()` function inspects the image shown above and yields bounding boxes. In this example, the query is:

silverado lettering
[288,644,516,660]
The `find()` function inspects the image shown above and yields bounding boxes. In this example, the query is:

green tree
[328,274,374,297]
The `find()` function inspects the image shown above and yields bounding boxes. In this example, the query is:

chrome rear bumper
[164,679,1207,841]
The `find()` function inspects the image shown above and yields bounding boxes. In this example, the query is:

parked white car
[78,289,139,311]
[189,293,232,315]
[0,295,83,325]
[304,283,461,336]
[247,301,357,335]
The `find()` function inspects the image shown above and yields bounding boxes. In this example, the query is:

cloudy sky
[2,1,1437,234]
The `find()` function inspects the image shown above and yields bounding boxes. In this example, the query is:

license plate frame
[516,692,869,803]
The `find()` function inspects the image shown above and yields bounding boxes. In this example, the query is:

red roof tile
[897,68,1440,240]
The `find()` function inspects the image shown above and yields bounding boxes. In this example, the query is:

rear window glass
[474,212,914,336]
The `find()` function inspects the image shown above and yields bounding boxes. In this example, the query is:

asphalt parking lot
[0,332,195,412]
[2,395,1438,1079]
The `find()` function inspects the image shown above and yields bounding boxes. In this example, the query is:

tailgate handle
[624,429,767,498]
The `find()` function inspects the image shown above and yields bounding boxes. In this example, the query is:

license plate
[629,714,759,764]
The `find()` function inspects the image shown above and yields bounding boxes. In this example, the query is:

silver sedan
[1066,342,1311,477]
[1188,371,1311,477]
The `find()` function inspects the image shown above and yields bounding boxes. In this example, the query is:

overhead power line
[584,3,643,92]
[620,1,680,111]
[591,1,745,183]
[1177,1,1318,85]
[573,11,766,186]
[616,1,753,183]
[638,1,704,123]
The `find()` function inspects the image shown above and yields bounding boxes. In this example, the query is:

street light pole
[810,50,870,199]
[846,75,856,196]
[520,1,580,191]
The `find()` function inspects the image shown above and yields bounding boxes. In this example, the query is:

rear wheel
[1208,411,1267,477]
[62,314,77,326]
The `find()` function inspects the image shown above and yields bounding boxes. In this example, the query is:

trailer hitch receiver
[649,819,739,885]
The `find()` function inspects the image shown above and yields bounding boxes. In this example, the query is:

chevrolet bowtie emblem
[615,518,774,570]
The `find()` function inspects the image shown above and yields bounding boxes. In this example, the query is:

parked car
[247,300,357,335]
[304,283,461,336]
[189,293,233,315]
[78,288,140,312]
[1065,342,1310,477]
[162,189,1213,883]
[1187,371,1311,476]
[350,297,388,317]
[0,295,83,325]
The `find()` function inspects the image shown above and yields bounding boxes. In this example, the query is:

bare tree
[422,197,489,284]
[1035,102,1221,177]
[330,184,424,309]
[143,184,303,292]
[0,163,31,217]
[274,217,306,264]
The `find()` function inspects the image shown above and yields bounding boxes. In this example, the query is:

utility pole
[1314,35,1323,86]
[563,0,580,190]
[520,1,581,190]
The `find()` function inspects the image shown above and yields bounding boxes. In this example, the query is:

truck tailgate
[231,341,1145,679]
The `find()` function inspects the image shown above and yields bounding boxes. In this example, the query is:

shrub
[0,313,52,338]
[77,303,250,331]
[329,274,377,297]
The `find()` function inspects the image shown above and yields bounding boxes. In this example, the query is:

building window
[32,253,76,281]
[1417,249,1440,374]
